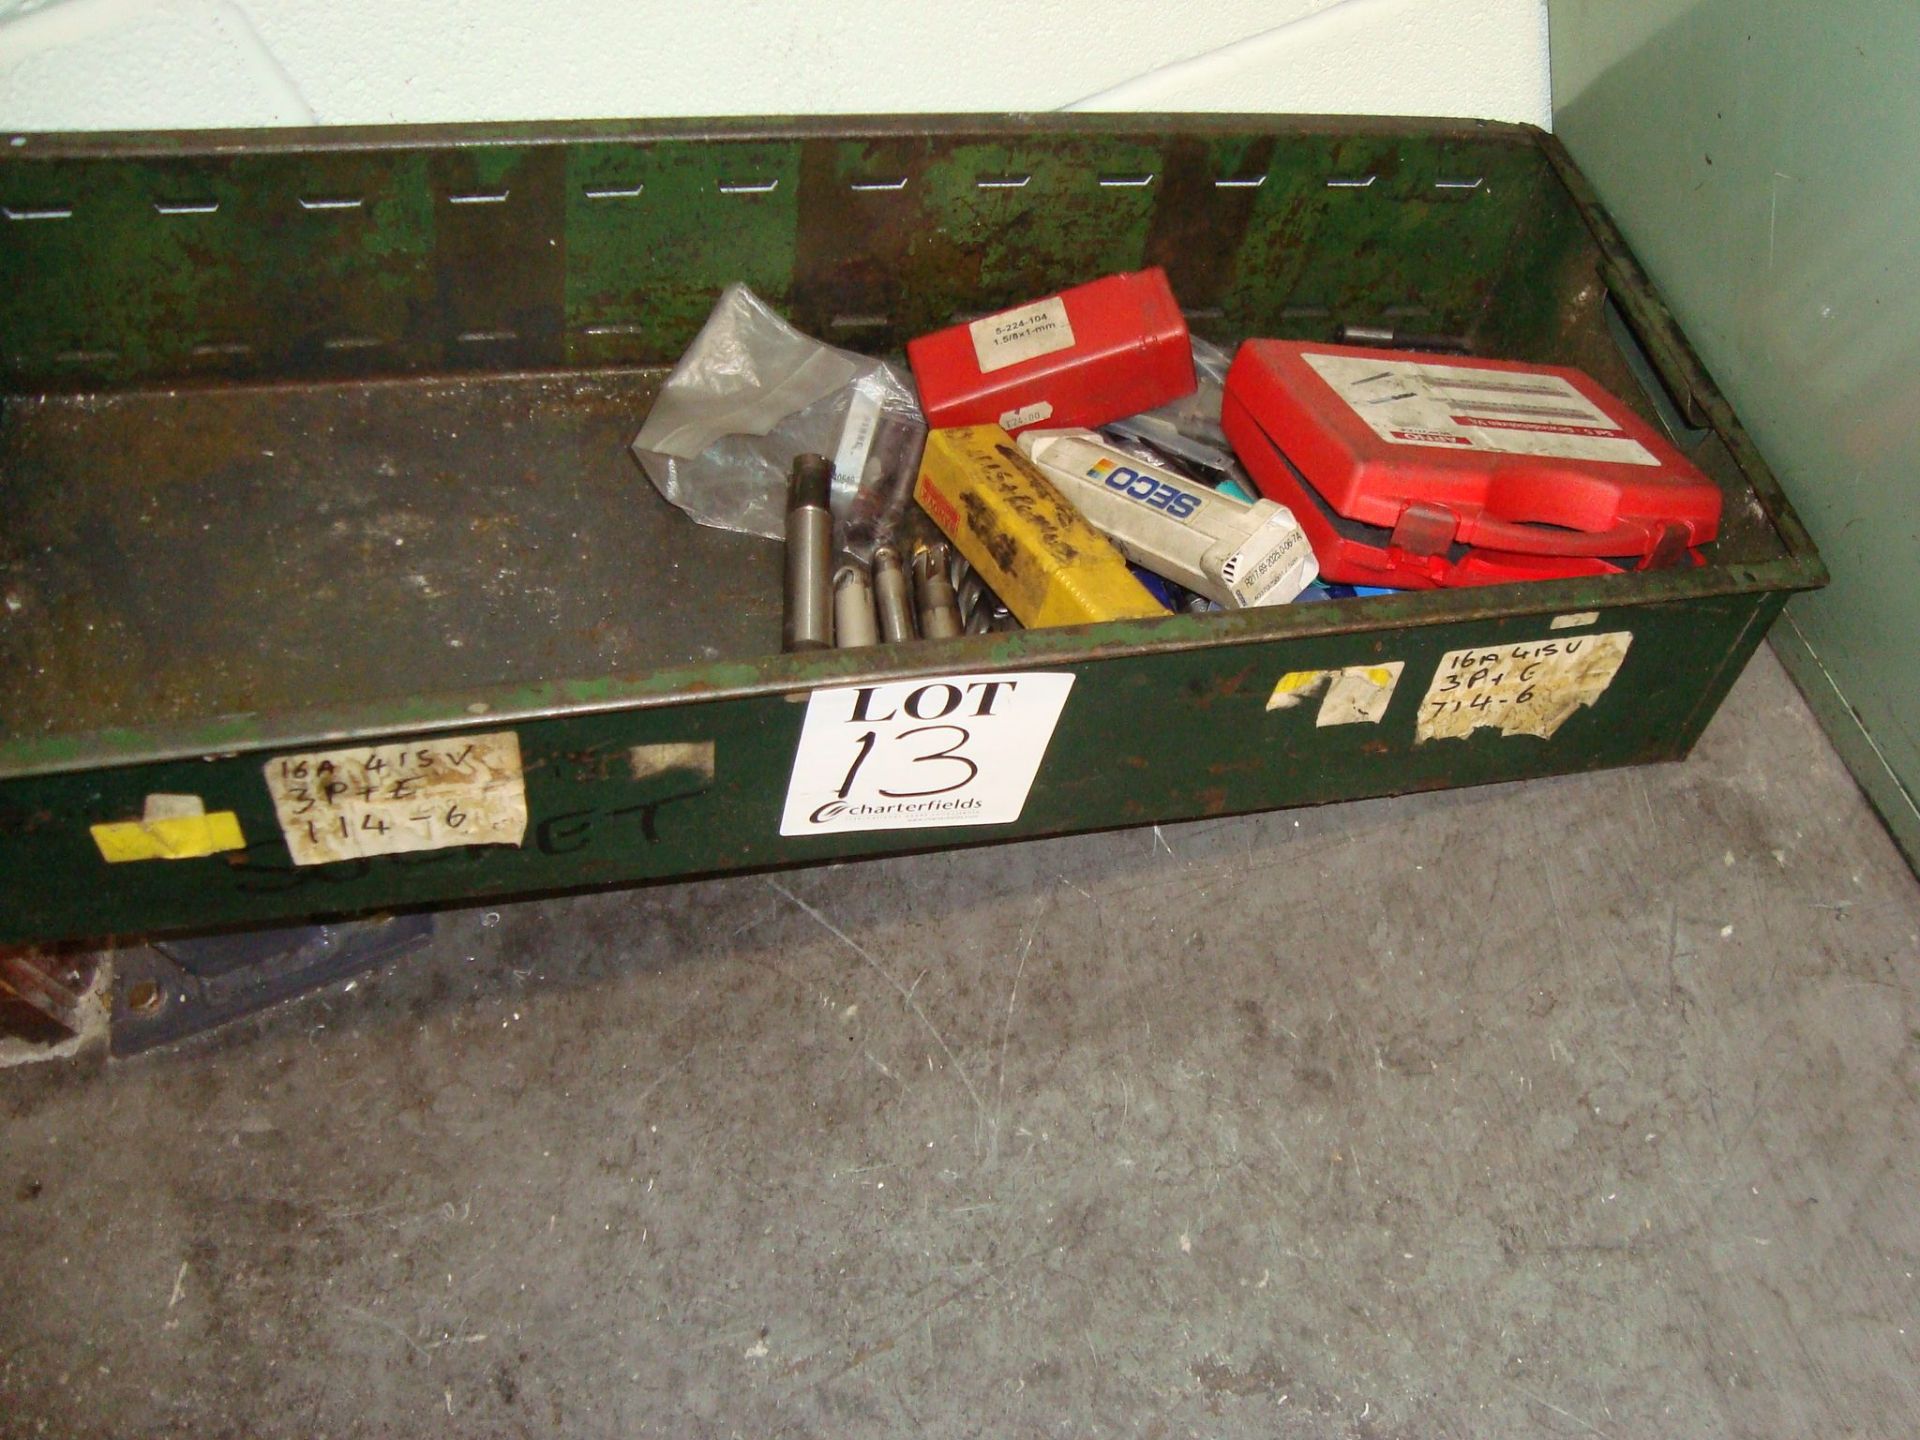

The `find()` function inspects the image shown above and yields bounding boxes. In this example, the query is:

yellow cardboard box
[914,425,1165,629]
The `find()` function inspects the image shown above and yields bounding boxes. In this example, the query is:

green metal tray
[0,114,1824,946]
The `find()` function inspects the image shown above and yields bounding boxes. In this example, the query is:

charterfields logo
[809,796,984,826]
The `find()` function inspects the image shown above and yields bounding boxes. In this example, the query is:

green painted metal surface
[1,116,1617,389]
[0,592,1782,944]
[1551,2,1920,869]
[0,115,1823,946]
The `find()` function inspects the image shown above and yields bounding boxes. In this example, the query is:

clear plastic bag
[632,285,925,555]
[1103,336,1254,492]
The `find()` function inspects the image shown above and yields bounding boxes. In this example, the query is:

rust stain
[1143,135,1273,310]
[1205,758,1263,778]
[1212,663,1254,700]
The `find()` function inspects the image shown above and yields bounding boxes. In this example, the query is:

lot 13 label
[780,673,1075,836]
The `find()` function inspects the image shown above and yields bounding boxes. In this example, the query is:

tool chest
[0,114,1824,946]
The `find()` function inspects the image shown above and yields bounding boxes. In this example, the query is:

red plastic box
[1223,340,1723,589]
[907,268,1194,434]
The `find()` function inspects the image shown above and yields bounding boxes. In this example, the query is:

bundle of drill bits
[783,452,1019,652]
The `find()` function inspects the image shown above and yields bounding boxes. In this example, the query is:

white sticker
[1303,352,1659,466]
[970,296,1075,374]
[1416,632,1633,743]
[1224,510,1319,608]
[831,376,887,487]
[629,740,716,783]
[1318,663,1404,726]
[264,730,528,865]
[1550,611,1600,630]
[781,672,1074,836]
[1266,663,1403,726]
[998,399,1055,431]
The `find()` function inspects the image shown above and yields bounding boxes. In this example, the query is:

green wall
[1552,0,1920,868]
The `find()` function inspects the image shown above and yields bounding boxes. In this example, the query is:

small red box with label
[1222,340,1724,589]
[907,268,1195,435]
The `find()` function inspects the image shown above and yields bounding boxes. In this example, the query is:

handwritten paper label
[781,672,1074,835]
[264,731,528,865]
[970,297,1075,374]
[1416,633,1632,743]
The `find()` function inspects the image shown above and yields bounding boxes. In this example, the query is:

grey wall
[0,0,1549,129]
[1552,0,1920,868]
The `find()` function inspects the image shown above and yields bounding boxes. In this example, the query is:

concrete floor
[3,645,1918,1438]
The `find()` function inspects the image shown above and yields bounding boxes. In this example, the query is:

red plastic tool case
[1222,340,1723,589]
[908,268,1194,434]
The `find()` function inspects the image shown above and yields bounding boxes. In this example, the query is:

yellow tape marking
[92,811,246,863]
[1266,670,1327,710]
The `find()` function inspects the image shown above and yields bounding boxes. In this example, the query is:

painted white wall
[0,0,1550,131]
